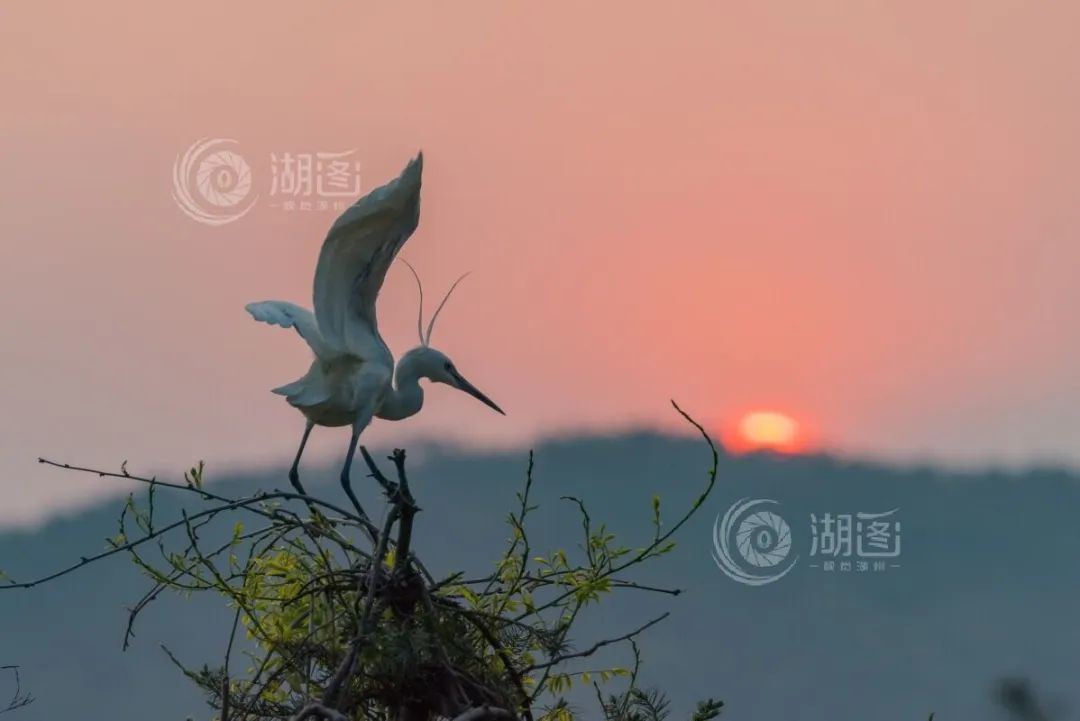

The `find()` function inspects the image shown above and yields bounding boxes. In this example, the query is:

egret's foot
[288,466,308,496]
[340,473,368,520]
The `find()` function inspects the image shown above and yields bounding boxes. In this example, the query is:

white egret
[245,153,504,512]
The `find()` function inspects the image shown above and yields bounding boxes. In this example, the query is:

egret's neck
[378,354,425,421]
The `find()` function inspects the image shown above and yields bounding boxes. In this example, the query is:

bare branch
[450,706,519,721]
[290,700,351,721]
[0,666,32,715]
[523,613,670,673]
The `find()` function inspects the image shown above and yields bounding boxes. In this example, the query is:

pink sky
[2,1,1080,526]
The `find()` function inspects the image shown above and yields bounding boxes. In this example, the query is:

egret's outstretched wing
[245,300,337,359]
[313,153,423,362]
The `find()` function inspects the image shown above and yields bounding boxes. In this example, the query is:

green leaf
[690,698,724,721]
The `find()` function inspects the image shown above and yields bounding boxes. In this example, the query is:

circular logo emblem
[171,138,257,225]
[712,498,797,585]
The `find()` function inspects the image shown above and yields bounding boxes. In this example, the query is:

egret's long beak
[450,371,505,415]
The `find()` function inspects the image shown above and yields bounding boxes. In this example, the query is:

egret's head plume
[401,258,426,346]
[399,260,471,347]
[424,272,471,346]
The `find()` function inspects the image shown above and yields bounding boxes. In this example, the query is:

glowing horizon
[732,411,804,455]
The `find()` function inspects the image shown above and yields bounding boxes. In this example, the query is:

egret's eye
[444,362,453,372]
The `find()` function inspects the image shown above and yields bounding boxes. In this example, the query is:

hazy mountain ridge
[2,431,1078,721]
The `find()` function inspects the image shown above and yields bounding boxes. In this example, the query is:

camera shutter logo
[712,498,798,586]
[172,138,258,225]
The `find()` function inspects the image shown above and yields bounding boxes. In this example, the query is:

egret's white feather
[271,361,333,408]
[312,153,423,365]
[272,375,332,406]
[274,358,390,428]
[245,300,336,359]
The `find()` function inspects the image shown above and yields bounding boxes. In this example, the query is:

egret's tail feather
[271,372,332,408]
[270,380,303,396]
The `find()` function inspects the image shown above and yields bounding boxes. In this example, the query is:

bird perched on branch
[245,153,504,513]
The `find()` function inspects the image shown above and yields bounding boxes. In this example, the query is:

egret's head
[402,346,505,415]
[398,260,505,415]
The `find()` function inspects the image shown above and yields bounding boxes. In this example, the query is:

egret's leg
[288,420,315,496]
[340,407,374,519]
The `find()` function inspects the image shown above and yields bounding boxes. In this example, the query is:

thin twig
[523,613,670,672]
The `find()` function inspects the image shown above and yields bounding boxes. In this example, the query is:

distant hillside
[2,431,1078,721]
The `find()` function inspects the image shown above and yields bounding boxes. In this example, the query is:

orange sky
[2,1,1080,526]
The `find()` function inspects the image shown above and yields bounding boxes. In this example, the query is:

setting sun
[731,411,803,454]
